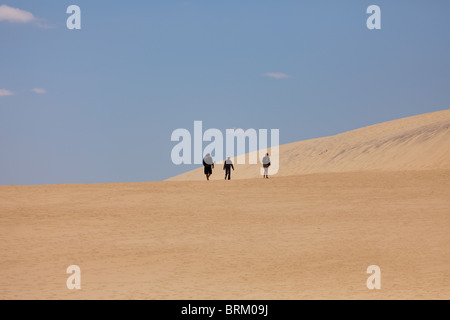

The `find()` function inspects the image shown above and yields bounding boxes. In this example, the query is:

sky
[1,0,449,185]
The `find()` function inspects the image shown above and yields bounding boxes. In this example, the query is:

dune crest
[170,109,450,181]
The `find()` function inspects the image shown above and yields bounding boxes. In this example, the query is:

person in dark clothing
[203,153,214,180]
[262,153,271,179]
[223,157,235,180]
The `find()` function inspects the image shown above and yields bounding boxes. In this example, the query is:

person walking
[223,157,235,180]
[203,153,214,180]
[262,153,271,179]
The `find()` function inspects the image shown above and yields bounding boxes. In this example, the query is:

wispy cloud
[263,72,292,79]
[32,88,46,94]
[0,89,14,96]
[0,5,54,29]
[0,4,35,23]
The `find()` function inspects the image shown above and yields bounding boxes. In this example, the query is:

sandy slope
[170,109,450,181]
[0,171,449,300]
[1,110,449,300]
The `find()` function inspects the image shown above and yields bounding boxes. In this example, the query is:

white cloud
[263,72,292,79]
[32,88,46,94]
[0,5,36,23]
[0,89,14,96]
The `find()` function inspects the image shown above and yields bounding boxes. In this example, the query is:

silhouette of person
[223,157,235,180]
[203,153,214,180]
[262,153,271,179]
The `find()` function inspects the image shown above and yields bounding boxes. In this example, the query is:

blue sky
[1,0,449,185]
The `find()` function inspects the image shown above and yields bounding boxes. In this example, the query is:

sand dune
[0,110,449,300]
[0,171,448,299]
[170,109,450,181]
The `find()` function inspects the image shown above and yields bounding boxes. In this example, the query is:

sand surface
[1,110,449,299]
[1,170,449,299]
[171,109,450,181]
